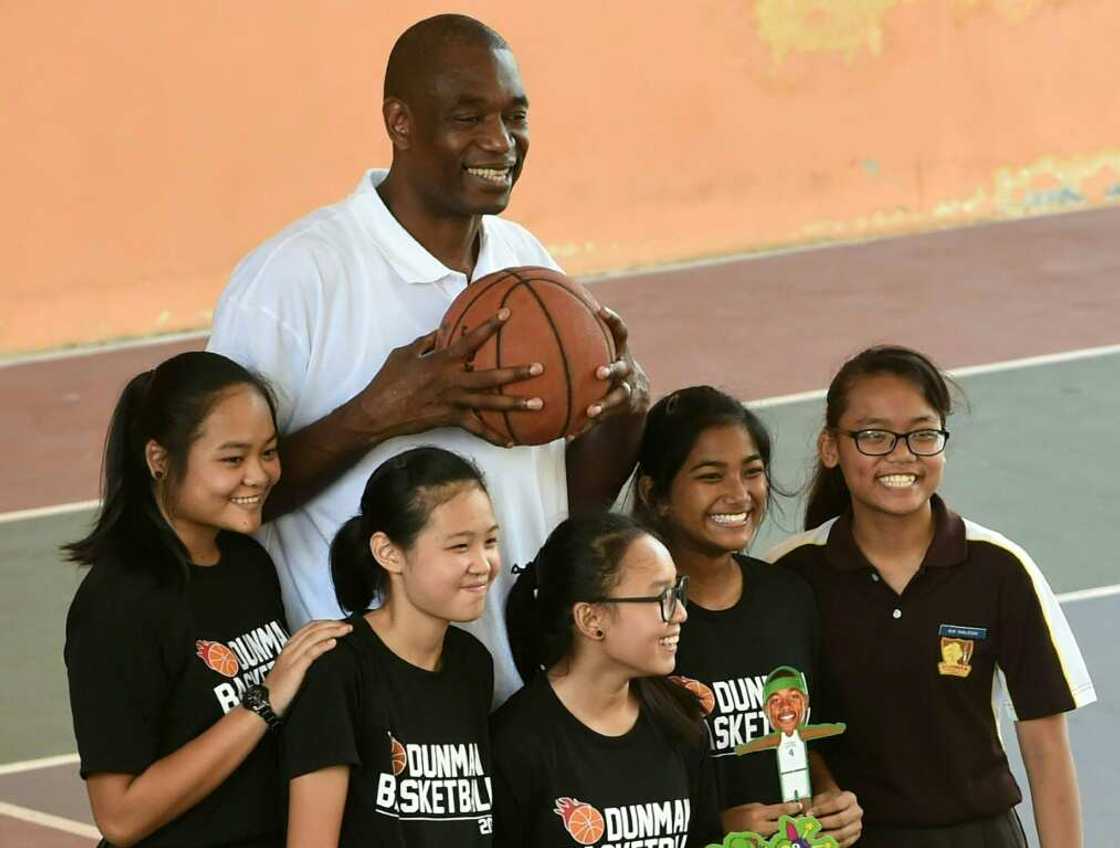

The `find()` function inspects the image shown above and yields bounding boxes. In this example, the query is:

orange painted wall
[3,1,1119,354]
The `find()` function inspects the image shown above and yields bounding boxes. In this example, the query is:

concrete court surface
[2,207,1118,845]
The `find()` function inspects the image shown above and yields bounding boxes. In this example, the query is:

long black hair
[63,351,277,583]
[804,345,957,530]
[330,447,488,614]
[633,385,782,536]
[506,512,704,747]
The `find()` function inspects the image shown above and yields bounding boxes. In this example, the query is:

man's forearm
[265,399,386,520]
[565,409,646,515]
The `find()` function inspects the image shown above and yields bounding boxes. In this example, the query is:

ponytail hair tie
[511,554,543,597]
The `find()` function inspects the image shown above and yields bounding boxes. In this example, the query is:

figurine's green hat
[763,666,807,702]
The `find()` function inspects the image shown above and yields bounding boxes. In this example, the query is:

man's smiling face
[401,43,529,219]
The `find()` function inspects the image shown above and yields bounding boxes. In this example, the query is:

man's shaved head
[384,14,510,103]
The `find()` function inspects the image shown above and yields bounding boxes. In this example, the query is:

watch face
[243,685,267,710]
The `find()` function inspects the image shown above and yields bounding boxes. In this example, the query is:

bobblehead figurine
[734,666,846,803]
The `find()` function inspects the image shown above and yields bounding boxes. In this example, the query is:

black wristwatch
[241,684,283,730]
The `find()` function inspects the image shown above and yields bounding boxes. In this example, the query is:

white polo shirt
[208,169,568,704]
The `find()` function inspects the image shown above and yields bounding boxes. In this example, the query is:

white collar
[351,169,498,285]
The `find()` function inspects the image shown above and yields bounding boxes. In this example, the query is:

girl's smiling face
[598,534,686,678]
[384,483,500,624]
[657,423,768,557]
[155,385,280,557]
[820,373,946,520]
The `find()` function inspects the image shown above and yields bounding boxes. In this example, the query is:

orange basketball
[196,640,239,678]
[567,803,605,845]
[435,267,617,446]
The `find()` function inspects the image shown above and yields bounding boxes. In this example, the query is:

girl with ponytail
[282,446,499,847]
[493,513,722,848]
[632,386,862,846]
[63,351,349,847]
[767,346,1095,848]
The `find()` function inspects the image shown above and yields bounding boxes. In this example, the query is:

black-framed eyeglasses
[840,428,950,457]
[585,574,688,623]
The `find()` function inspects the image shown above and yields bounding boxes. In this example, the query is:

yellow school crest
[938,637,974,677]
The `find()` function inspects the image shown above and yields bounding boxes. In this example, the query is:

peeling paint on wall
[802,149,1120,240]
[952,0,1069,24]
[754,0,906,64]
[754,0,1068,65]
[995,151,1120,216]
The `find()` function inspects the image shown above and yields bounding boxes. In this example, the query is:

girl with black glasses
[768,345,1095,848]
[493,513,721,848]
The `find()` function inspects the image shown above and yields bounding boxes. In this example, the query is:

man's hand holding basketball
[351,307,542,448]
[563,305,649,512]
[581,306,649,431]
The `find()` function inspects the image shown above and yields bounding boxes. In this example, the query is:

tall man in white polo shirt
[208,14,648,704]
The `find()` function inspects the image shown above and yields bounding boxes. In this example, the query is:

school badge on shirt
[937,624,987,677]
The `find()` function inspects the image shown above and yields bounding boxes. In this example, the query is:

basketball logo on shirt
[669,675,716,715]
[554,797,605,846]
[389,734,407,776]
[195,640,240,678]
[553,796,691,847]
[938,637,974,677]
[203,620,290,713]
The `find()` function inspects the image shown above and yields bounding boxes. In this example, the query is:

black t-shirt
[283,614,495,847]
[672,555,819,809]
[64,532,290,848]
[491,675,723,848]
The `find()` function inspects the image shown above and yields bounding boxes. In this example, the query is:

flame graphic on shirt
[389,734,407,776]
[195,640,240,678]
[554,797,605,845]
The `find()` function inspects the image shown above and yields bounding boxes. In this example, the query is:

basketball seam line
[515,274,574,439]
[443,269,517,343]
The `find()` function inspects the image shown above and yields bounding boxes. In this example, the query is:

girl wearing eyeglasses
[632,386,862,847]
[768,345,1094,848]
[493,513,722,848]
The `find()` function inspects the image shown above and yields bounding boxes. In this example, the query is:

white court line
[0,753,80,776]
[0,500,99,526]
[0,801,100,840]
[949,343,1120,378]
[1057,584,1120,604]
[750,343,1120,409]
[0,329,209,369]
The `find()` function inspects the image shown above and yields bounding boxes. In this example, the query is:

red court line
[2,207,1119,514]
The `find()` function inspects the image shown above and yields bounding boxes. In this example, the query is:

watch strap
[242,684,283,731]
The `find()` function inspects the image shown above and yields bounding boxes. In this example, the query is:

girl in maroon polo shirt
[768,345,1095,848]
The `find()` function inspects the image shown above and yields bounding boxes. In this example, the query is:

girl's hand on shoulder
[264,620,352,715]
[721,800,803,837]
[806,789,862,847]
